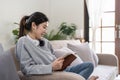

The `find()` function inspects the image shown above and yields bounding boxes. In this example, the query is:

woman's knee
[85,62,94,71]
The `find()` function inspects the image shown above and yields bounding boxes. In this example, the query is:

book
[58,54,76,71]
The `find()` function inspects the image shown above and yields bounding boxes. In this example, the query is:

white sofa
[49,40,119,80]
[5,40,119,80]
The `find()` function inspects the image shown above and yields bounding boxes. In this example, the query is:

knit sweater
[15,36,56,76]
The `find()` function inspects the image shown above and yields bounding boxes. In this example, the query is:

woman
[15,12,98,80]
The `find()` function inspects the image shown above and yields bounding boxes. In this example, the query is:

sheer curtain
[85,0,104,51]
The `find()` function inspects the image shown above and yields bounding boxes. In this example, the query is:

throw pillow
[49,40,81,49]
[54,47,83,67]
[67,42,98,67]
[90,49,99,67]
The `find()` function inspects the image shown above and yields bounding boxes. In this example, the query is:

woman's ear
[31,22,37,30]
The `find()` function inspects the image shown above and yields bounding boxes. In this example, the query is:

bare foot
[89,76,99,80]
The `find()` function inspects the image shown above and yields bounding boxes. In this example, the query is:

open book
[58,54,76,71]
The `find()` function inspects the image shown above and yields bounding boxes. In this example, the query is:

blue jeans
[64,62,94,80]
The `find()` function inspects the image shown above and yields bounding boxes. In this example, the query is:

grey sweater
[15,36,56,76]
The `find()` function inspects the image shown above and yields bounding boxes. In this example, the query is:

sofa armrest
[97,54,118,66]
[18,71,85,80]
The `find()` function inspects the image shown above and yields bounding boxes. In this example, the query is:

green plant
[12,22,77,42]
[44,22,77,40]
[12,28,19,43]
[12,22,19,43]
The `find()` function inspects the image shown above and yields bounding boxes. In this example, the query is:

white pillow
[49,40,81,49]
[54,47,83,67]
[90,49,99,67]
[67,42,98,67]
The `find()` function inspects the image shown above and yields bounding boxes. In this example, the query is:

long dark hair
[18,12,49,38]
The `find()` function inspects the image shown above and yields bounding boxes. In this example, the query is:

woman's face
[32,21,48,39]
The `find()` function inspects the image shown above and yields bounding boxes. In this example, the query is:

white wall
[49,0,84,31]
[0,0,84,50]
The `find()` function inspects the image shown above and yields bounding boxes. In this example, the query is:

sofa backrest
[9,46,20,71]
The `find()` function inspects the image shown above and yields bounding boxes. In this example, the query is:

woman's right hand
[52,57,64,71]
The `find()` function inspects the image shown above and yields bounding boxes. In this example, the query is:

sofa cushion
[27,71,85,80]
[54,47,83,67]
[90,65,118,80]
[49,40,81,49]
[90,49,99,67]
[67,42,98,67]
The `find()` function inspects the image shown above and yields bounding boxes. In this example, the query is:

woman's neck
[28,33,36,40]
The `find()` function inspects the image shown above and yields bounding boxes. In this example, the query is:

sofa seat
[91,65,118,80]
[17,71,85,80]
[27,71,85,80]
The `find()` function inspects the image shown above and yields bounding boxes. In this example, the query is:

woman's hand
[52,57,64,71]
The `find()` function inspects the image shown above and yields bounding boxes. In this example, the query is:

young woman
[15,12,98,80]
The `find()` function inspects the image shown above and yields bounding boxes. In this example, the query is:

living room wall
[0,0,84,50]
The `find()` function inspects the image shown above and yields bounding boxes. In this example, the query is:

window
[89,0,115,54]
